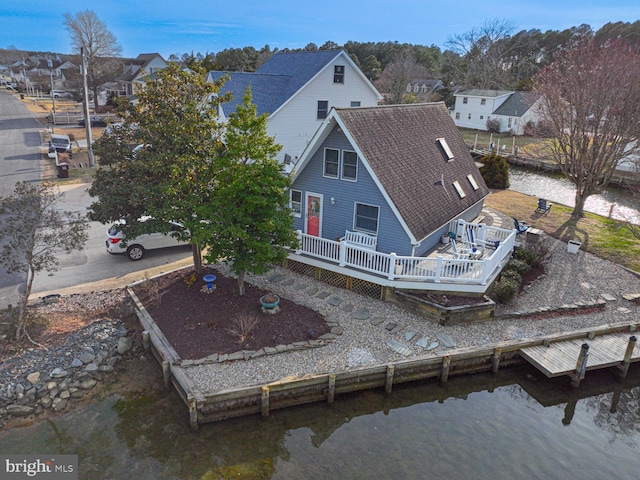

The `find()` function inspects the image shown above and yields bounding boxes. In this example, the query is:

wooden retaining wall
[128,287,639,429]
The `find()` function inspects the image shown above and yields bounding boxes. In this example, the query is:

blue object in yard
[203,274,217,290]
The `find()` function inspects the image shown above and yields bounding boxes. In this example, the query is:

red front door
[306,194,321,236]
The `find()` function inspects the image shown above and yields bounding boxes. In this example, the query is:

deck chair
[464,226,492,252]
[450,238,471,260]
[535,198,552,214]
[513,218,529,234]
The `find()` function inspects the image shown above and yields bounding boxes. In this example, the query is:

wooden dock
[520,332,638,385]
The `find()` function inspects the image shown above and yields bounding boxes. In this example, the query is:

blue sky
[1,1,638,58]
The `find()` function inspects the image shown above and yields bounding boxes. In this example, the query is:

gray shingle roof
[456,89,512,98]
[492,91,540,117]
[209,50,343,117]
[336,103,490,241]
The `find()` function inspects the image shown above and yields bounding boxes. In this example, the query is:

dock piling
[327,374,336,403]
[441,355,451,383]
[492,347,502,373]
[570,343,589,388]
[385,365,395,393]
[615,335,637,381]
[261,386,270,417]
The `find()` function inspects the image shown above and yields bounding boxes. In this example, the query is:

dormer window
[334,65,345,84]
[437,138,454,161]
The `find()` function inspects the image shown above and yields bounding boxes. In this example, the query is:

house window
[453,181,466,198]
[323,148,339,178]
[406,83,412,92]
[342,151,358,181]
[455,112,460,120]
[354,203,379,234]
[437,138,454,161]
[317,101,329,119]
[480,115,484,120]
[467,174,479,190]
[468,113,471,120]
[334,65,345,83]
[414,85,419,93]
[350,101,361,107]
[289,190,302,217]
[508,117,512,128]
[481,98,486,106]
[463,97,468,104]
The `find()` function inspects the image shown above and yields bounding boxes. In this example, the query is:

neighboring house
[406,79,444,96]
[207,50,382,165]
[117,53,168,97]
[451,89,542,135]
[287,103,515,294]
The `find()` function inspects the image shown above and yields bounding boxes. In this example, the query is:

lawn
[485,189,640,272]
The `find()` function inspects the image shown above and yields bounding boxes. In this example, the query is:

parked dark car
[78,116,107,127]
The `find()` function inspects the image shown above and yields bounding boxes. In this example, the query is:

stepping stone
[386,339,413,356]
[579,282,592,289]
[295,283,308,290]
[369,317,384,326]
[347,348,376,367]
[316,291,330,299]
[268,274,287,283]
[622,293,640,301]
[281,278,295,286]
[436,333,456,348]
[617,307,632,314]
[327,295,343,306]
[352,307,371,320]
[426,342,439,351]
[405,331,418,342]
[385,322,398,331]
[306,287,319,296]
[341,304,355,313]
[416,337,429,348]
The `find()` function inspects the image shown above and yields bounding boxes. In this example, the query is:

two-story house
[117,53,168,97]
[451,89,541,135]
[207,50,382,165]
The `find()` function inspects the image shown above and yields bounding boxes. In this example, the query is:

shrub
[514,247,536,265]
[494,277,519,303]
[504,258,530,275]
[227,313,259,343]
[528,240,552,269]
[486,117,501,133]
[501,269,522,285]
[479,152,510,189]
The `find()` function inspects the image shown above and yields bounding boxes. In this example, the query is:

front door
[306,193,322,237]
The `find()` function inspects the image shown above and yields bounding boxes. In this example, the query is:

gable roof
[207,50,381,117]
[118,53,166,82]
[456,89,512,98]
[294,103,490,242]
[492,91,540,117]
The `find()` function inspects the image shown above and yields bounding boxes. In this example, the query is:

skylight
[437,138,454,161]
[467,174,479,190]
[453,181,466,198]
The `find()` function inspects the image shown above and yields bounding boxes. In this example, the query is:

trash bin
[567,240,581,254]
[57,163,69,179]
[19,94,24,99]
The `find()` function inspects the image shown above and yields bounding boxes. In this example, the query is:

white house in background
[451,89,541,135]
[207,50,382,165]
[117,53,168,97]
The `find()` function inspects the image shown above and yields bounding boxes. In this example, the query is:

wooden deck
[519,332,639,378]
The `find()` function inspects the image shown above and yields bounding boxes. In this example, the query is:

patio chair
[463,226,490,252]
[450,238,471,260]
[535,198,552,214]
[513,218,529,234]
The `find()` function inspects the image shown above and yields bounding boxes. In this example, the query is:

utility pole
[81,47,95,167]
[47,58,56,115]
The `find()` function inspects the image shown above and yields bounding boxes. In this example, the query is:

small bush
[227,313,259,343]
[528,240,552,269]
[514,247,536,265]
[500,269,522,285]
[486,117,501,133]
[504,258,530,275]
[494,277,519,303]
[479,152,510,189]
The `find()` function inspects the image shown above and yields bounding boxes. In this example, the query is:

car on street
[78,116,107,127]
[105,218,189,260]
[51,90,72,98]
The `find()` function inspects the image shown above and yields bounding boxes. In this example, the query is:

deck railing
[293,223,516,286]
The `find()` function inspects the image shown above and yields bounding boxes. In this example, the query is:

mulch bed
[132,268,330,360]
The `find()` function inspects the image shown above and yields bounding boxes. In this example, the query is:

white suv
[105,218,189,260]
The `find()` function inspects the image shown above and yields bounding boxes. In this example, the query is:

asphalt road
[0,90,192,309]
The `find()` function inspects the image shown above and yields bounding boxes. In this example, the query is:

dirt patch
[131,268,330,360]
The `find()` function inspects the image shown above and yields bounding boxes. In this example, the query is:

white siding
[268,57,380,163]
[451,93,511,131]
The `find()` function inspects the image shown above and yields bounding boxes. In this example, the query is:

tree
[203,87,298,295]
[375,51,429,104]
[64,10,122,109]
[0,182,88,341]
[445,18,516,89]
[479,152,510,189]
[534,39,640,219]
[89,63,229,273]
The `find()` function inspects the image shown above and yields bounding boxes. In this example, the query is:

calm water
[1,365,639,479]
[508,165,640,225]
